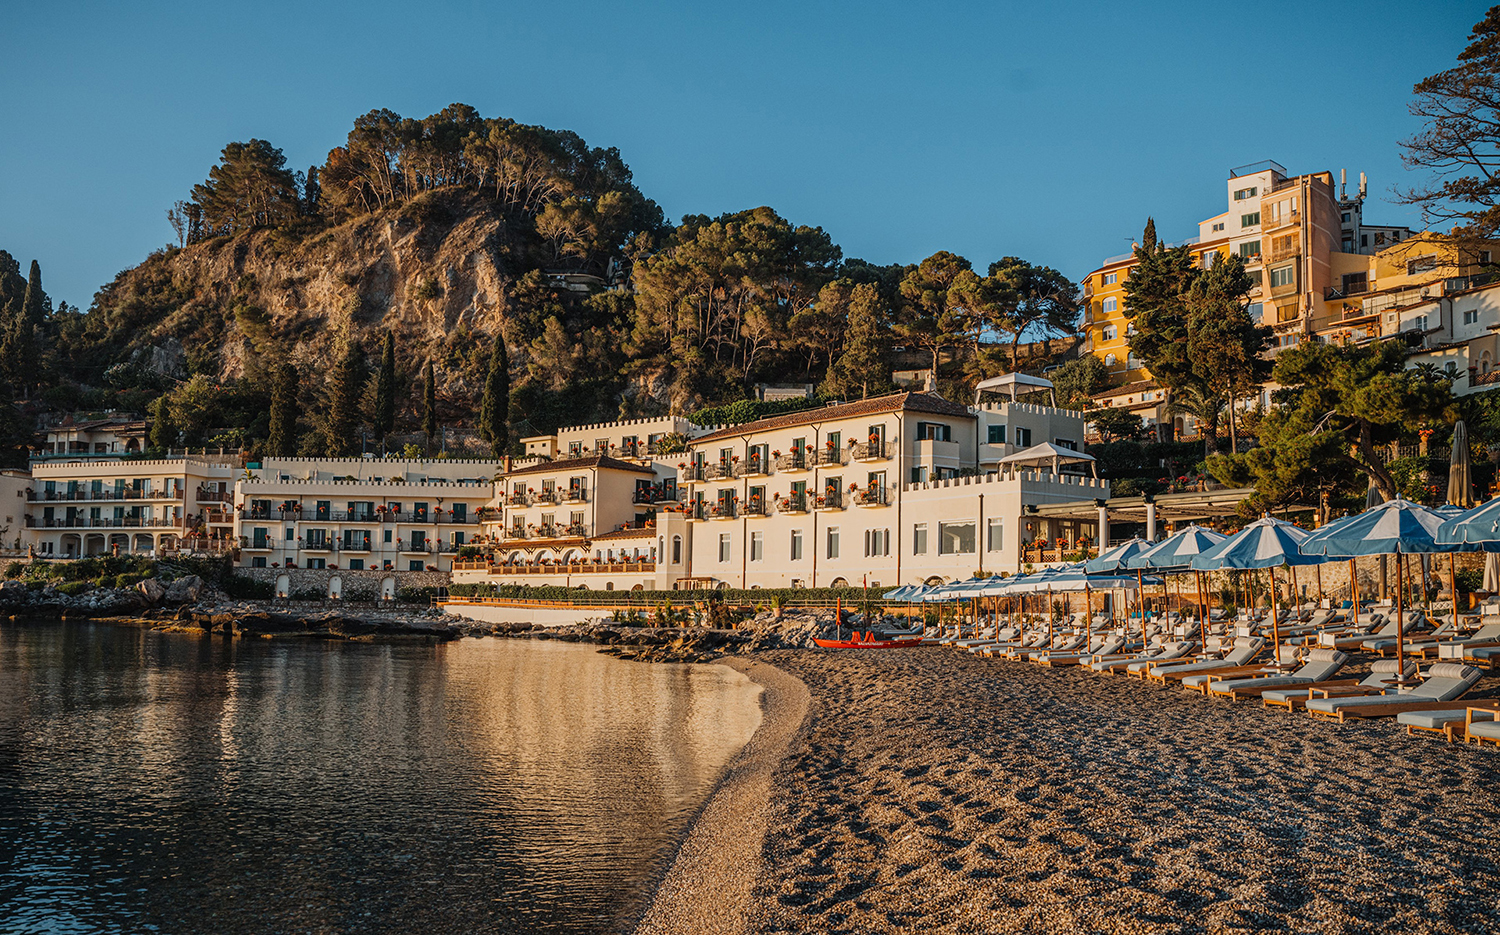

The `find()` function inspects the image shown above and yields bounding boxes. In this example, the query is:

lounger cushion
[1305,648,1344,663]
[1425,663,1478,681]
[1396,710,1471,730]
[1210,675,1311,692]
[1467,720,1500,740]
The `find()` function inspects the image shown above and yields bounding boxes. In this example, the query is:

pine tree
[148,395,175,450]
[327,338,365,456]
[478,331,509,457]
[1141,217,1158,254]
[303,165,321,215]
[268,362,298,456]
[373,332,396,439]
[422,359,438,449]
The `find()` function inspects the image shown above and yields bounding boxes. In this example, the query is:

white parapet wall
[440,599,615,628]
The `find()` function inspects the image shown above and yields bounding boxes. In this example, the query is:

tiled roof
[1090,380,1159,399]
[590,526,658,541]
[498,455,655,477]
[691,392,972,445]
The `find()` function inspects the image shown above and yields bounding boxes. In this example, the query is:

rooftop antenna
[1359,172,1367,201]
[1340,169,1347,200]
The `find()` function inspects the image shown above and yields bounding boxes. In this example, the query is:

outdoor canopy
[1124,525,1228,572]
[1189,515,1324,571]
[1085,537,1154,573]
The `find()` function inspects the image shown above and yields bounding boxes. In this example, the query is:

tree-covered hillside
[6,104,1082,458]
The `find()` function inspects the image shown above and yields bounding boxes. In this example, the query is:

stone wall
[236,567,449,600]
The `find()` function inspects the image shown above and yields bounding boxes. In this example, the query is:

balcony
[341,540,373,553]
[705,462,736,481]
[813,447,844,467]
[774,493,807,514]
[741,498,767,517]
[1268,243,1300,263]
[564,523,587,537]
[489,560,656,577]
[1472,367,1500,388]
[195,489,232,503]
[506,527,529,540]
[243,539,274,552]
[505,493,529,506]
[25,516,184,530]
[853,441,891,461]
[562,488,588,503]
[708,502,737,520]
[1262,208,1300,232]
[532,490,560,505]
[812,490,843,511]
[774,453,809,473]
[686,502,706,521]
[30,488,178,503]
[302,540,334,553]
[735,457,770,478]
[679,463,707,483]
[633,484,678,505]
[398,541,433,554]
[853,485,890,507]
[1326,280,1373,300]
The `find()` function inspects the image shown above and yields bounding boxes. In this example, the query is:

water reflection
[0,623,761,934]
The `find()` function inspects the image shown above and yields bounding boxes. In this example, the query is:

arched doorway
[132,533,154,553]
[830,577,849,588]
[328,576,342,600]
[380,576,396,600]
[275,574,290,598]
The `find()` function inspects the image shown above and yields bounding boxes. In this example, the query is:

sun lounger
[1462,707,1500,746]
[1143,637,1265,684]
[1398,701,1500,742]
[1036,636,1126,667]
[1180,646,1302,690]
[1305,663,1484,721]
[1090,641,1195,674]
[1200,649,1349,698]
[1261,660,1419,710]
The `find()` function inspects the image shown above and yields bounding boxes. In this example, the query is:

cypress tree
[21,260,46,328]
[824,283,890,400]
[148,395,175,450]
[303,165,321,215]
[478,331,509,458]
[268,362,298,456]
[373,332,396,439]
[422,359,437,448]
[1141,217,1158,254]
[327,338,364,456]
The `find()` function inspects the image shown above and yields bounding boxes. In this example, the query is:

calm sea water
[0,623,762,934]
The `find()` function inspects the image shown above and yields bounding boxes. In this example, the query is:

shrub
[56,581,93,597]
[397,585,442,604]
[223,576,275,599]
[4,562,22,579]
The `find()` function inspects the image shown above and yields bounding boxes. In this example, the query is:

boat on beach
[813,631,923,649]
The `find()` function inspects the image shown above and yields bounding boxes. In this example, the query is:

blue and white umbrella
[1125,525,1227,572]
[1085,537,1154,573]
[882,584,925,601]
[1191,516,1323,570]
[1435,499,1500,549]
[1298,497,1461,676]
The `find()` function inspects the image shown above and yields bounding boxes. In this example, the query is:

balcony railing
[1472,368,1500,388]
[853,442,891,461]
[532,490,559,505]
[30,488,178,502]
[633,485,678,504]
[26,516,183,529]
[735,457,770,477]
[1021,544,1100,565]
[774,454,808,472]
[741,498,767,516]
[397,541,433,554]
[562,488,588,503]
[853,485,890,506]
[812,490,843,510]
[774,493,807,513]
[813,448,844,466]
[505,493,529,506]
[708,502,737,520]
[195,489,232,502]
[706,462,736,481]
[680,464,707,482]
[1262,208,1300,231]
[489,560,656,576]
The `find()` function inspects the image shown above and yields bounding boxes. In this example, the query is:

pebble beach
[658,646,1500,935]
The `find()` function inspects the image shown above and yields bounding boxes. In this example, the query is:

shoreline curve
[628,656,811,935]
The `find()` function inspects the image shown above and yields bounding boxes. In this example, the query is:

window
[826,527,840,559]
[1201,252,1217,269]
[938,522,976,555]
[1241,212,1260,228]
[790,529,804,561]
[409,560,423,572]
[1104,353,1117,366]
[1212,222,1225,233]
[672,535,682,564]
[384,529,393,543]
[348,559,364,571]
[913,523,928,555]
[750,531,764,562]
[1269,265,1295,288]
[1465,309,1481,326]
[910,466,928,484]
[1233,186,1257,200]
[1412,315,1428,332]
[1014,427,1032,447]
[1247,302,1264,321]
[1239,240,1261,259]
[1126,352,1142,369]
[1102,297,1117,314]
[251,556,267,568]
[987,424,1005,444]
[285,526,294,540]
[915,422,951,441]
[1407,255,1438,275]
[718,533,731,563]
[987,519,1003,552]
[1102,325,1117,341]
[1482,251,1493,264]
[864,528,890,557]
[1103,272,1117,285]
[1342,212,1351,223]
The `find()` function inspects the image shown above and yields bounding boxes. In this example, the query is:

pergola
[1025,486,1271,542]
[996,442,1098,478]
[974,372,1056,406]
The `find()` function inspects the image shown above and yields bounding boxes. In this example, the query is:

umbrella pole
[1136,569,1144,640]
[1316,562,1324,605]
[1269,565,1282,665]
[1395,552,1406,682]
[1349,558,1360,622]
[1195,571,1207,649]
[1047,586,1055,648]
[1449,553,1459,618]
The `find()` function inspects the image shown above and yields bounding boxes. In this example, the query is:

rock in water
[136,578,167,604]
[163,575,203,605]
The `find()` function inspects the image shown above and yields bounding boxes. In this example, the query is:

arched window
[1104,353,1117,366]
[672,535,682,564]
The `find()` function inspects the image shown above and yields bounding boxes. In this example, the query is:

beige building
[35,414,148,461]
[25,457,238,558]
[234,457,495,573]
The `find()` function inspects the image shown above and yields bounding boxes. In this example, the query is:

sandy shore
[654,646,1500,934]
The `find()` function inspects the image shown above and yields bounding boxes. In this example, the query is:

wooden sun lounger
[1401,701,1500,742]
[1261,681,1371,710]
[1216,677,1359,701]
[1315,697,1486,723]
[1185,662,1297,693]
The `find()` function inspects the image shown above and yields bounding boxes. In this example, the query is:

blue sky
[0,0,1484,310]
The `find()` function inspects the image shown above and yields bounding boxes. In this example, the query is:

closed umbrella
[1191,515,1325,666]
[1299,497,1454,684]
[1449,421,1474,509]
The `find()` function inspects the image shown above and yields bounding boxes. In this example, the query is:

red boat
[813,631,924,649]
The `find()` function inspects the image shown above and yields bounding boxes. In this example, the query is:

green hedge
[690,396,823,428]
[55,581,94,597]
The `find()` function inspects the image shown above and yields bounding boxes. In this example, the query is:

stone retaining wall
[236,567,449,600]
